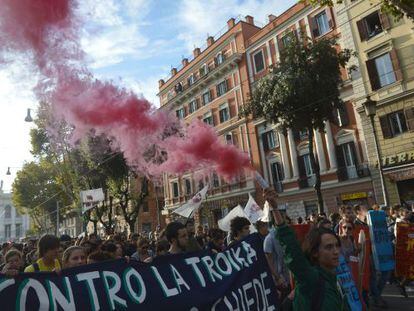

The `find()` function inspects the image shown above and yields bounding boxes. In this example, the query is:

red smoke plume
[0,0,251,179]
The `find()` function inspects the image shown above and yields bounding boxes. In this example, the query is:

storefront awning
[384,165,414,181]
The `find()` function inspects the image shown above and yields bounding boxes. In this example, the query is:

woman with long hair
[264,189,350,311]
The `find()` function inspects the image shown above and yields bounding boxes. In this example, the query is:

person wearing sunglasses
[339,221,358,264]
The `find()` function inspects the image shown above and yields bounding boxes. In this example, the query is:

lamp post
[364,96,389,206]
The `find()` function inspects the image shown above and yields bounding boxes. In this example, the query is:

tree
[306,0,414,20]
[241,34,353,213]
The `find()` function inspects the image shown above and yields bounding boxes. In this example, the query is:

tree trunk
[128,219,136,233]
[308,128,324,214]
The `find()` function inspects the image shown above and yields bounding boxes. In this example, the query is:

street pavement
[372,284,414,310]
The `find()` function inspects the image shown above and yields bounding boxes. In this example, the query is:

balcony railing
[298,175,316,189]
[273,181,283,193]
[337,164,370,181]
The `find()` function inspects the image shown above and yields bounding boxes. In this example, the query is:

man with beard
[165,222,189,254]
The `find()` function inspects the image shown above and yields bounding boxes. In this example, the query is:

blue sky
[0,0,297,192]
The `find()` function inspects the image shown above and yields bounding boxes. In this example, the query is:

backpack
[281,273,325,311]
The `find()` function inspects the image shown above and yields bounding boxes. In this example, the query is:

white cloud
[79,0,153,69]
[177,0,297,52]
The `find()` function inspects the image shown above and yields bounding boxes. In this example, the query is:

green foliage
[242,35,353,132]
[305,0,414,20]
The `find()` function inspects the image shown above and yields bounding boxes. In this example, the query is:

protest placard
[336,255,363,311]
[367,211,395,271]
[0,234,278,310]
[395,223,414,279]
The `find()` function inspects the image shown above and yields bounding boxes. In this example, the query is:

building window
[172,182,179,198]
[203,112,214,125]
[315,11,330,36]
[357,11,387,41]
[366,51,400,91]
[225,133,233,145]
[198,180,204,191]
[219,104,230,123]
[302,154,314,176]
[270,162,284,192]
[262,130,278,151]
[189,100,198,114]
[202,90,211,105]
[341,143,357,167]
[5,225,11,239]
[184,179,192,195]
[334,103,349,127]
[142,202,149,213]
[15,224,22,237]
[216,80,228,97]
[375,53,396,87]
[216,53,224,66]
[380,110,408,138]
[212,173,220,188]
[299,129,308,141]
[253,50,265,73]
[188,74,195,86]
[199,64,208,77]
[4,205,11,219]
[176,107,185,119]
[175,83,183,94]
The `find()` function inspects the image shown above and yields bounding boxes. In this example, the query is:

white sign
[173,185,209,218]
[244,193,264,223]
[80,188,104,214]
[218,205,256,233]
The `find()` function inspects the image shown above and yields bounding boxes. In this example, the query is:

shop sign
[382,150,414,167]
[341,192,368,201]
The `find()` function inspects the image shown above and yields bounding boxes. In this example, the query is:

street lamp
[6,167,11,175]
[363,96,389,206]
[24,108,33,122]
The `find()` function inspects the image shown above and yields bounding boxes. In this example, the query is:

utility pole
[56,201,60,236]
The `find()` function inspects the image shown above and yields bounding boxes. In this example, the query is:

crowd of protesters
[0,190,413,310]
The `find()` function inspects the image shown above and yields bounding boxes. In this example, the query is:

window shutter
[216,84,220,97]
[379,13,391,30]
[379,115,392,138]
[262,133,269,151]
[298,156,307,180]
[214,57,218,67]
[195,98,200,109]
[335,145,348,180]
[338,102,349,126]
[183,106,188,117]
[356,19,368,41]
[225,78,230,91]
[366,59,380,91]
[404,107,414,131]
[389,49,403,81]
[209,89,213,101]
[348,142,358,166]
[326,7,335,29]
[293,129,300,141]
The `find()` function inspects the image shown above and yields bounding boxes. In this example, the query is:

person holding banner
[24,234,61,272]
[265,188,350,311]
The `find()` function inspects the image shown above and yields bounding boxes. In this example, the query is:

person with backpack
[24,234,61,272]
[264,188,350,311]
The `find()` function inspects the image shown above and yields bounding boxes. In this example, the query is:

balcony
[167,52,242,106]
[273,181,283,193]
[298,175,316,189]
[337,164,370,181]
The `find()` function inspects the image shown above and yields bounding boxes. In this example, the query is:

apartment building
[245,3,376,218]
[0,187,30,242]
[341,0,414,206]
[158,16,263,227]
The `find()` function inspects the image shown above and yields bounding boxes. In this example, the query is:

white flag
[218,205,256,233]
[80,188,104,214]
[244,193,264,223]
[173,185,209,218]
[259,201,271,222]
